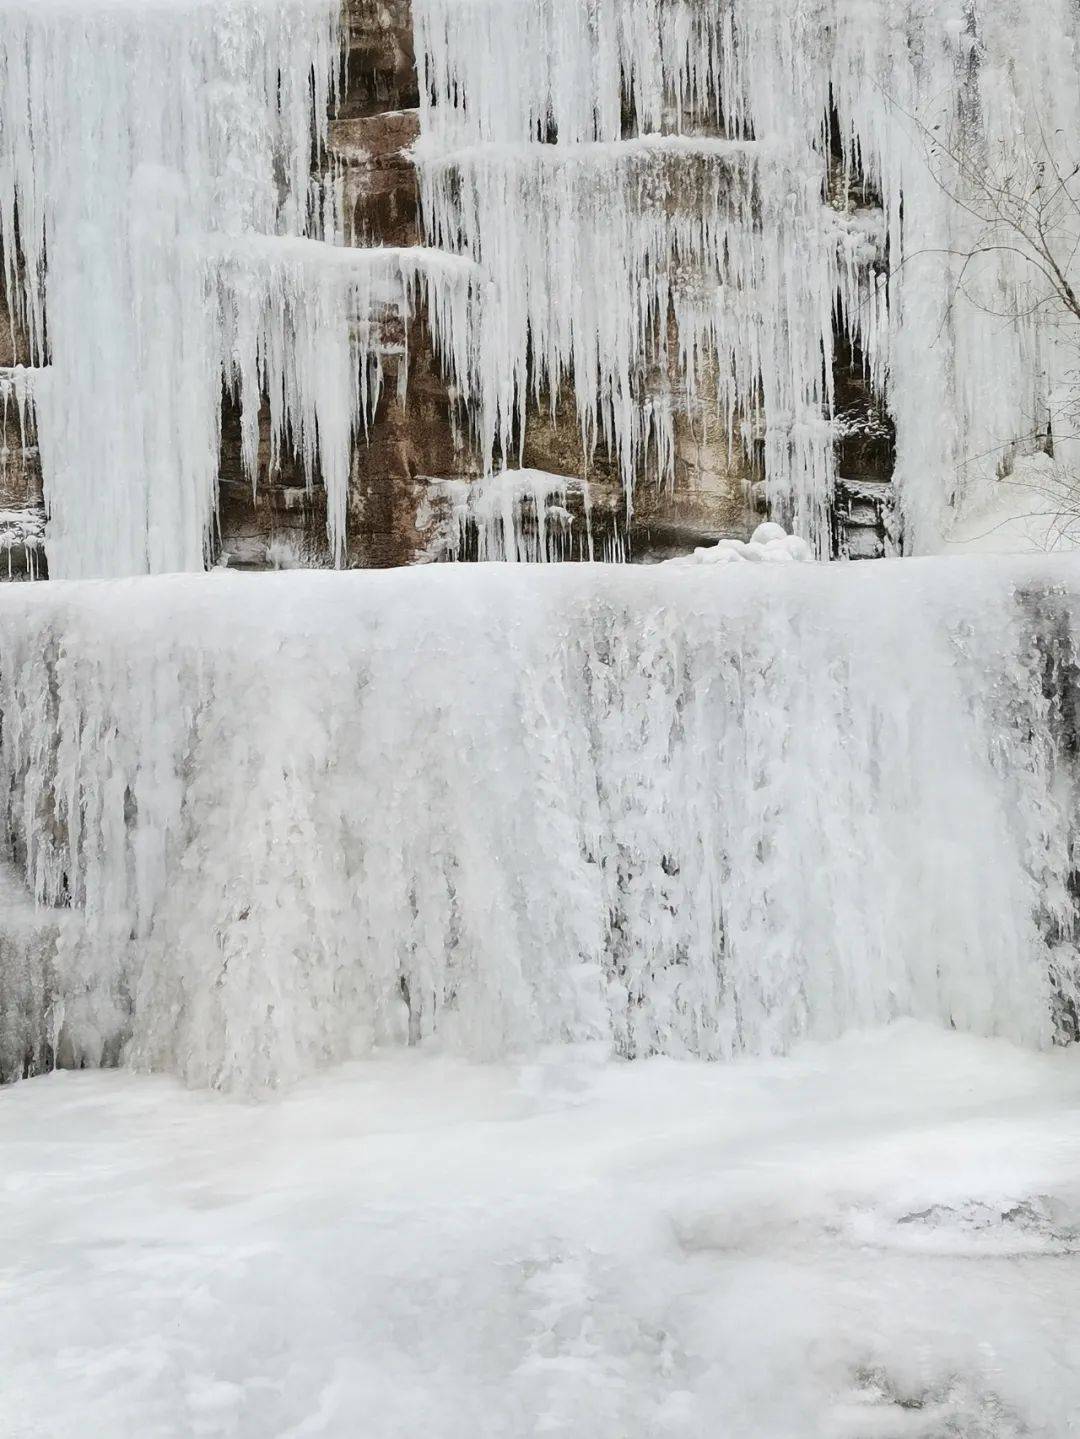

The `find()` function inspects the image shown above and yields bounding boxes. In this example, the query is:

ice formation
[212,239,482,562]
[0,557,1077,1089]
[415,133,866,549]
[0,861,68,1081]
[0,508,43,578]
[0,0,489,576]
[423,469,598,563]
[0,363,40,443]
[413,0,1080,553]
[1,0,1077,567]
[0,0,343,575]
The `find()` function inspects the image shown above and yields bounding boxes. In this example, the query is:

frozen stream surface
[2,1023,1080,1437]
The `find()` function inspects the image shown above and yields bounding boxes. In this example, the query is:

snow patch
[664,521,813,565]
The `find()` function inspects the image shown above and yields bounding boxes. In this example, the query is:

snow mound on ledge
[666,521,815,566]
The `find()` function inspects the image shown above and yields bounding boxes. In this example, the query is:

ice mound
[666,522,815,567]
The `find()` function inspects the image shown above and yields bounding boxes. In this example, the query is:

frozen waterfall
[0,556,1077,1089]
[414,0,1080,552]
[4,7,1080,1432]
[2,1,1080,567]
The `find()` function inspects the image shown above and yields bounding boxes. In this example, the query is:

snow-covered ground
[941,456,1080,558]
[2,1023,1079,1438]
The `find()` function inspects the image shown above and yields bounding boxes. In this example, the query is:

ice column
[0,0,341,577]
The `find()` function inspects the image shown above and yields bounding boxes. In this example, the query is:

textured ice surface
[0,861,68,1082]
[1,1023,1078,1437]
[1,555,1079,1089]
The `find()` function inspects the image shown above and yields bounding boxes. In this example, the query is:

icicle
[0,364,40,441]
[411,0,1080,553]
[0,0,342,578]
[424,469,596,563]
[213,238,483,565]
[413,0,738,149]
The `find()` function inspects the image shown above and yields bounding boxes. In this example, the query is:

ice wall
[412,0,1080,553]
[0,862,69,1082]
[1,556,1077,1089]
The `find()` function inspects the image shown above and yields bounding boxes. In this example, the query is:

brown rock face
[340,0,418,121]
[0,263,46,580]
